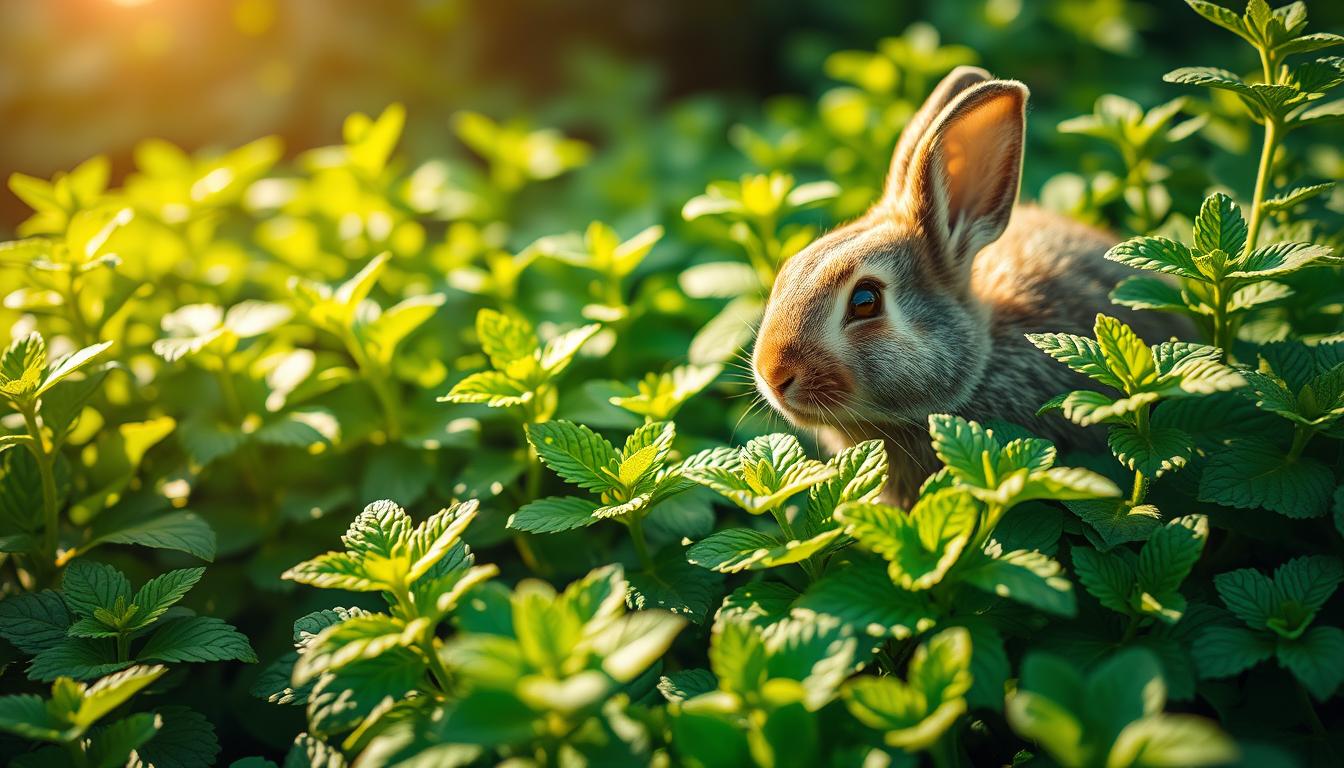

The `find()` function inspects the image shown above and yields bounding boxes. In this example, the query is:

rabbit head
[752,66,1028,431]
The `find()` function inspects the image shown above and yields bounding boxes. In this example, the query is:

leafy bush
[1,1,1342,766]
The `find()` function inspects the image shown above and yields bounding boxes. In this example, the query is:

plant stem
[116,632,130,662]
[1208,280,1236,359]
[1130,471,1147,507]
[1245,117,1279,255]
[340,328,402,440]
[1288,424,1313,461]
[422,637,454,695]
[20,404,60,574]
[627,512,655,572]
[1120,614,1140,644]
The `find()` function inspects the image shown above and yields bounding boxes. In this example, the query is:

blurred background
[4,0,1342,233]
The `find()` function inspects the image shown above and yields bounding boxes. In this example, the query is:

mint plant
[511,419,733,618]
[1197,556,1344,701]
[1007,648,1237,768]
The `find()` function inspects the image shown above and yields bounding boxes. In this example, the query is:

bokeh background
[5,0,1342,234]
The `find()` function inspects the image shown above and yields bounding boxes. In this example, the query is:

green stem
[20,404,60,574]
[422,637,454,695]
[1288,424,1314,462]
[769,505,819,581]
[1245,117,1279,255]
[116,632,130,662]
[1208,280,1235,358]
[1120,613,1140,644]
[340,328,402,440]
[1130,470,1147,507]
[627,512,655,572]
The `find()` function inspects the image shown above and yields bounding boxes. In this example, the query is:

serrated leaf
[1194,626,1275,679]
[1198,439,1334,518]
[508,496,600,533]
[440,371,532,407]
[1105,237,1201,280]
[964,550,1076,617]
[1231,241,1334,278]
[126,568,204,631]
[686,527,840,574]
[1108,425,1194,478]
[62,560,132,618]
[1137,516,1207,607]
[85,511,217,562]
[525,420,620,492]
[0,590,71,654]
[1072,547,1136,616]
[1066,499,1162,549]
[1026,333,1125,389]
[139,616,256,664]
[1193,192,1247,258]
[1276,625,1344,701]
[794,559,936,639]
[127,705,220,768]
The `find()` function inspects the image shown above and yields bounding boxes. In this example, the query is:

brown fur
[752,68,1189,506]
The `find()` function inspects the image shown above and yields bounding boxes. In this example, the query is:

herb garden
[0,0,1342,766]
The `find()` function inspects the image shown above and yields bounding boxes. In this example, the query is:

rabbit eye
[847,281,882,321]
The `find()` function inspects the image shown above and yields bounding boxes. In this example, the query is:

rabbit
[751,66,1185,506]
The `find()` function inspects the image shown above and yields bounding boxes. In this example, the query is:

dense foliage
[1,1,1343,766]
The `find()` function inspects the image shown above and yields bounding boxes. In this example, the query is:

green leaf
[658,669,718,703]
[1231,241,1335,278]
[293,614,421,685]
[1194,627,1275,679]
[762,616,861,709]
[539,324,601,375]
[1066,499,1162,549]
[626,545,724,621]
[1094,314,1157,392]
[525,420,620,492]
[282,552,380,592]
[1214,568,1276,630]
[686,527,840,573]
[1262,182,1335,213]
[1272,555,1343,627]
[1105,237,1201,280]
[1108,425,1194,478]
[62,560,132,618]
[37,342,114,398]
[1072,547,1136,616]
[1192,192,1247,258]
[127,705,220,768]
[441,371,532,407]
[590,610,687,683]
[838,490,977,591]
[85,511,217,562]
[1198,439,1334,518]
[88,713,161,768]
[0,590,71,654]
[963,550,1076,617]
[508,496,599,533]
[805,439,888,525]
[0,333,47,400]
[126,568,205,630]
[1060,390,1160,426]
[1110,276,1190,314]
[1107,714,1239,768]
[139,617,257,664]
[842,628,972,750]
[1137,515,1207,600]
[75,665,169,725]
[0,694,65,742]
[1026,333,1125,389]
[794,559,936,640]
[928,414,999,488]
[708,618,768,695]
[1276,625,1344,701]
[28,638,128,681]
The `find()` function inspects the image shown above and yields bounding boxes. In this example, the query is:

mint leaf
[508,496,600,533]
[1193,192,1247,257]
[1072,547,1136,616]
[1137,515,1208,599]
[62,561,132,618]
[794,559,936,640]
[1194,627,1275,679]
[963,550,1076,617]
[0,590,71,654]
[86,511,217,562]
[126,568,205,630]
[1214,568,1276,630]
[1109,425,1194,478]
[1276,625,1344,701]
[138,616,256,665]
[525,420,620,492]
[1199,439,1334,518]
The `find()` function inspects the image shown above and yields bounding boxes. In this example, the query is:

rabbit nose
[775,374,797,396]
[762,361,798,398]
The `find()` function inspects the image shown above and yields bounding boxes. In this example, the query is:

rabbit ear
[881,66,992,202]
[896,80,1027,287]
